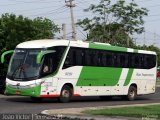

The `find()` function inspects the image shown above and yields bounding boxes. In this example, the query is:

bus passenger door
[40,53,58,96]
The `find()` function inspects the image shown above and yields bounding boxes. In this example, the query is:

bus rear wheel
[59,85,73,103]
[127,86,137,101]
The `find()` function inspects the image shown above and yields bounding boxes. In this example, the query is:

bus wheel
[127,86,137,101]
[59,85,72,103]
[31,97,42,102]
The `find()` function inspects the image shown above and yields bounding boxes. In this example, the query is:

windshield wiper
[11,63,23,80]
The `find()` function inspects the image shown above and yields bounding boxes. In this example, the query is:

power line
[0,0,60,7]
[145,30,160,38]
[8,0,62,3]
[76,0,93,6]
[11,5,63,13]
[76,26,87,40]
[135,0,155,3]
[50,14,93,21]
[27,6,67,17]
[146,4,160,8]
[146,18,160,22]
[7,0,46,3]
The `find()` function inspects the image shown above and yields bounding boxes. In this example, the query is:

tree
[0,13,59,78]
[85,23,135,47]
[77,0,148,47]
[0,13,59,50]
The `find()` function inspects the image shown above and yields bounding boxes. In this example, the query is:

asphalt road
[0,87,159,114]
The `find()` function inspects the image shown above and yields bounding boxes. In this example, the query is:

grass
[83,105,160,119]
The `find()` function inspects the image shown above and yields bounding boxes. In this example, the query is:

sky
[0,0,160,46]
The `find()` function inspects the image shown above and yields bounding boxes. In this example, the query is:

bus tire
[59,85,72,103]
[127,86,137,101]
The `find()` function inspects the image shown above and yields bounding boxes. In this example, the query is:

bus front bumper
[5,85,41,97]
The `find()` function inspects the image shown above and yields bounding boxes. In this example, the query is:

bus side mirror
[1,50,14,64]
[36,50,56,64]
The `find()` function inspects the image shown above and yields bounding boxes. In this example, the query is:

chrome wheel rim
[62,89,70,98]
[129,90,135,98]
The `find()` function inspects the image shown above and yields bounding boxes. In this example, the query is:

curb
[41,103,160,120]
[40,112,132,120]
[41,110,49,115]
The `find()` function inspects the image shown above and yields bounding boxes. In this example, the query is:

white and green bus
[1,39,157,102]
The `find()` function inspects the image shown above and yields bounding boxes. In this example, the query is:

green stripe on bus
[89,43,128,52]
[76,67,122,86]
[124,69,134,86]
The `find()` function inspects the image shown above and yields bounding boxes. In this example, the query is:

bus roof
[16,39,156,55]
[16,39,70,48]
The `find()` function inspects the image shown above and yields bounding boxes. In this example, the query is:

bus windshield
[7,46,66,81]
[7,49,42,80]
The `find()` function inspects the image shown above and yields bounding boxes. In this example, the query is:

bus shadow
[4,96,153,104]
[71,96,151,102]
[5,97,59,103]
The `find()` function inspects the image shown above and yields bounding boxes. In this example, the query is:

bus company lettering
[136,73,154,77]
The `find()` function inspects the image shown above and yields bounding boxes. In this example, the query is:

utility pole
[65,0,77,41]
[62,23,66,39]
[143,31,146,45]
[103,0,106,42]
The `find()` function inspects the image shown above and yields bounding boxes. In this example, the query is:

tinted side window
[106,52,113,67]
[84,50,92,66]
[62,47,156,69]
[63,48,75,69]
[41,46,66,76]
[118,53,128,68]
[144,55,156,69]
[41,53,55,76]
[92,50,99,66]
[75,49,83,66]
[133,54,141,68]
[100,52,106,67]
